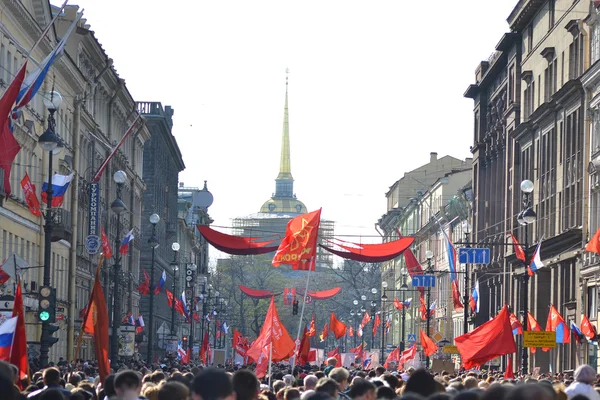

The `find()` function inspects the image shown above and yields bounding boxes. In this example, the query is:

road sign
[458,247,491,264]
[304,295,312,304]
[523,331,556,348]
[412,275,436,288]
[433,332,443,342]
[407,334,417,343]
[443,345,459,354]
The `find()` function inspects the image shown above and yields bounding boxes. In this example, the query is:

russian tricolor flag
[528,241,544,276]
[119,230,135,255]
[180,291,189,318]
[154,270,166,294]
[446,238,457,282]
[404,298,412,308]
[470,280,480,313]
[0,316,17,360]
[41,173,74,208]
[135,315,145,334]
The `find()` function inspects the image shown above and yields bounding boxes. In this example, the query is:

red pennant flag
[510,313,523,334]
[0,261,9,286]
[246,297,296,362]
[20,173,41,217]
[307,315,316,337]
[0,63,27,197]
[297,326,311,365]
[327,346,342,367]
[543,305,569,352]
[348,326,354,337]
[451,281,464,312]
[273,209,321,269]
[11,278,29,387]
[361,311,371,328]
[101,228,113,259]
[329,312,347,339]
[454,305,516,369]
[398,344,417,367]
[254,346,270,378]
[420,329,438,357]
[200,330,209,363]
[383,347,400,369]
[504,355,515,379]
[320,323,329,341]
[233,329,249,357]
[419,293,428,321]
[528,312,542,354]
[581,315,598,340]
[373,313,381,336]
[586,228,600,254]
[136,269,150,295]
[394,298,404,310]
[350,343,363,358]
[82,259,111,383]
[510,233,527,262]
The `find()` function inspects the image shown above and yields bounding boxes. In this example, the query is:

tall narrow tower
[260,70,307,215]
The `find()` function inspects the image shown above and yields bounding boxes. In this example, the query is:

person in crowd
[327,368,350,400]
[565,365,600,400]
[348,379,376,400]
[28,368,72,400]
[192,368,235,400]
[315,378,340,400]
[233,369,260,400]
[304,376,318,392]
[113,370,143,400]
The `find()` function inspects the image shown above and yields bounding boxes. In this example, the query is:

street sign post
[458,248,491,264]
[412,275,436,288]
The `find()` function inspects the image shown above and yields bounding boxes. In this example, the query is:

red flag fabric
[0,63,27,197]
[454,305,516,369]
[372,313,381,336]
[320,323,329,341]
[273,209,321,269]
[394,298,404,310]
[528,312,541,354]
[329,313,347,339]
[383,347,400,369]
[181,347,190,364]
[398,344,417,367]
[307,349,317,362]
[348,326,354,337]
[254,347,270,378]
[0,262,9,286]
[307,315,316,337]
[420,329,438,357]
[586,228,600,254]
[101,228,113,259]
[297,326,311,365]
[361,311,371,328]
[200,330,209,363]
[246,297,296,362]
[82,259,110,383]
[419,293,428,321]
[581,315,598,340]
[11,278,29,387]
[510,313,523,334]
[20,173,41,217]
[137,269,150,295]
[504,356,515,379]
[543,305,569,351]
[233,329,249,357]
[510,233,527,261]
[327,346,342,367]
[452,281,464,312]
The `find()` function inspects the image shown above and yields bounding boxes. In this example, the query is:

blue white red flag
[0,316,17,360]
[153,270,167,294]
[528,241,544,276]
[571,321,584,344]
[446,237,457,282]
[120,230,135,255]
[180,291,189,317]
[470,280,480,313]
[41,173,74,207]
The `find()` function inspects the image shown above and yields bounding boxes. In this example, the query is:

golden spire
[277,68,293,181]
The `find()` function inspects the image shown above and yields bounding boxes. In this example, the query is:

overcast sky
[64,0,516,244]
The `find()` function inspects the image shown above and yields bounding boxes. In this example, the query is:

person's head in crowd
[152,371,166,384]
[78,382,96,400]
[464,377,479,390]
[284,388,300,400]
[300,390,315,400]
[114,370,142,400]
[404,369,437,398]
[454,390,482,400]
[38,388,66,400]
[103,374,117,398]
[429,394,452,400]
[376,385,396,400]
[381,374,399,391]
[233,369,260,400]
[315,378,339,399]
[348,378,376,400]
[158,381,190,400]
[304,375,318,391]
[43,367,62,386]
[479,381,490,390]
[328,368,350,391]
[71,388,94,400]
[315,372,325,380]
[283,374,295,387]
[367,371,376,379]
[506,383,556,400]
[375,367,385,377]
[192,368,236,400]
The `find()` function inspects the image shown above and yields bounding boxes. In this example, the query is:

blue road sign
[458,247,490,264]
[412,275,436,288]
[407,334,417,343]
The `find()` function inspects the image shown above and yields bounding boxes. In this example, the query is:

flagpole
[267,342,273,388]
[74,255,104,361]
[27,0,70,58]
[290,258,313,372]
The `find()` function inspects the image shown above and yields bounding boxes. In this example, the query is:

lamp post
[517,179,536,376]
[188,262,197,359]
[400,275,409,352]
[213,291,220,349]
[200,280,207,346]
[370,288,377,350]
[381,282,388,363]
[351,306,357,348]
[146,213,160,365]
[170,243,180,337]
[38,90,63,368]
[462,221,472,335]
[110,170,127,368]
[425,250,434,369]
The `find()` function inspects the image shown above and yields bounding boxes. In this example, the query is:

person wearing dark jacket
[27,368,72,399]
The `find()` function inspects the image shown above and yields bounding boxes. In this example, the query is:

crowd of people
[1,356,599,400]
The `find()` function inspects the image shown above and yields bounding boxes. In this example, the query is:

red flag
[200,330,209,363]
[399,344,417,367]
[383,347,400,369]
[372,313,381,336]
[361,311,371,328]
[254,346,270,378]
[233,329,249,357]
[348,326,354,337]
[101,228,113,259]
[182,347,190,364]
[581,315,598,340]
[82,259,111,383]
[0,261,9,285]
[20,173,41,217]
[273,209,321,269]
[586,228,600,254]
[307,349,317,362]
[350,343,363,359]
[329,313,347,339]
[504,356,515,379]
[246,297,296,362]
[510,233,526,262]
[510,313,523,334]
[420,329,438,357]
[137,269,150,295]
[528,312,541,354]
[297,326,311,365]
[307,315,316,337]
[452,281,464,312]
[11,278,29,387]
[543,305,569,351]
[320,323,329,341]
[454,305,516,369]
[394,298,404,310]
[419,293,428,321]
[327,346,342,367]
[0,63,27,197]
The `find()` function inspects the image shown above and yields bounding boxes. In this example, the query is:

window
[544,58,557,101]
[528,25,533,53]
[569,34,584,79]
[589,286,598,320]
[549,0,555,29]
[593,22,600,63]
[538,128,557,237]
[562,108,583,229]
[508,65,515,103]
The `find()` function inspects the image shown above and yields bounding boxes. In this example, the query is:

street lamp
[425,250,434,369]
[38,90,63,367]
[170,243,180,337]
[146,213,160,365]
[187,262,197,359]
[400,270,409,352]
[380,282,388,363]
[519,179,536,376]
[462,221,472,335]
[110,170,127,369]
[370,299,377,350]
[350,309,357,347]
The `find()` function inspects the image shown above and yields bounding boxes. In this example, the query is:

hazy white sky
[64,0,516,241]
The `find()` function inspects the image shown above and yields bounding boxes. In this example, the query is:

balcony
[51,209,73,243]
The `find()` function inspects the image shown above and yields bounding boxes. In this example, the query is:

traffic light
[292,300,299,315]
[38,286,56,323]
[42,324,60,348]
[182,335,189,349]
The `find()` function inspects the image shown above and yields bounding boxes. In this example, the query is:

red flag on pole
[451,281,464,312]
[246,297,295,362]
[504,355,515,379]
[200,330,209,363]
[327,346,342,367]
[581,314,598,340]
[510,233,527,262]
[272,209,321,269]
[361,311,371,328]
[307,315,316,337]
[11,278,29,387]
[329,313,347,339]
[420,329,438,356]
[454,305,516,369]
[320,323,329,342]
[372,314,381,336]
[297,326,311,365]
[383,347,400,368]
[136,269,150,295]
[528,312,542,354]
[586,228,600,254]
[20,173,41,217]
[101,228,113,259]
[398,344,417,367]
